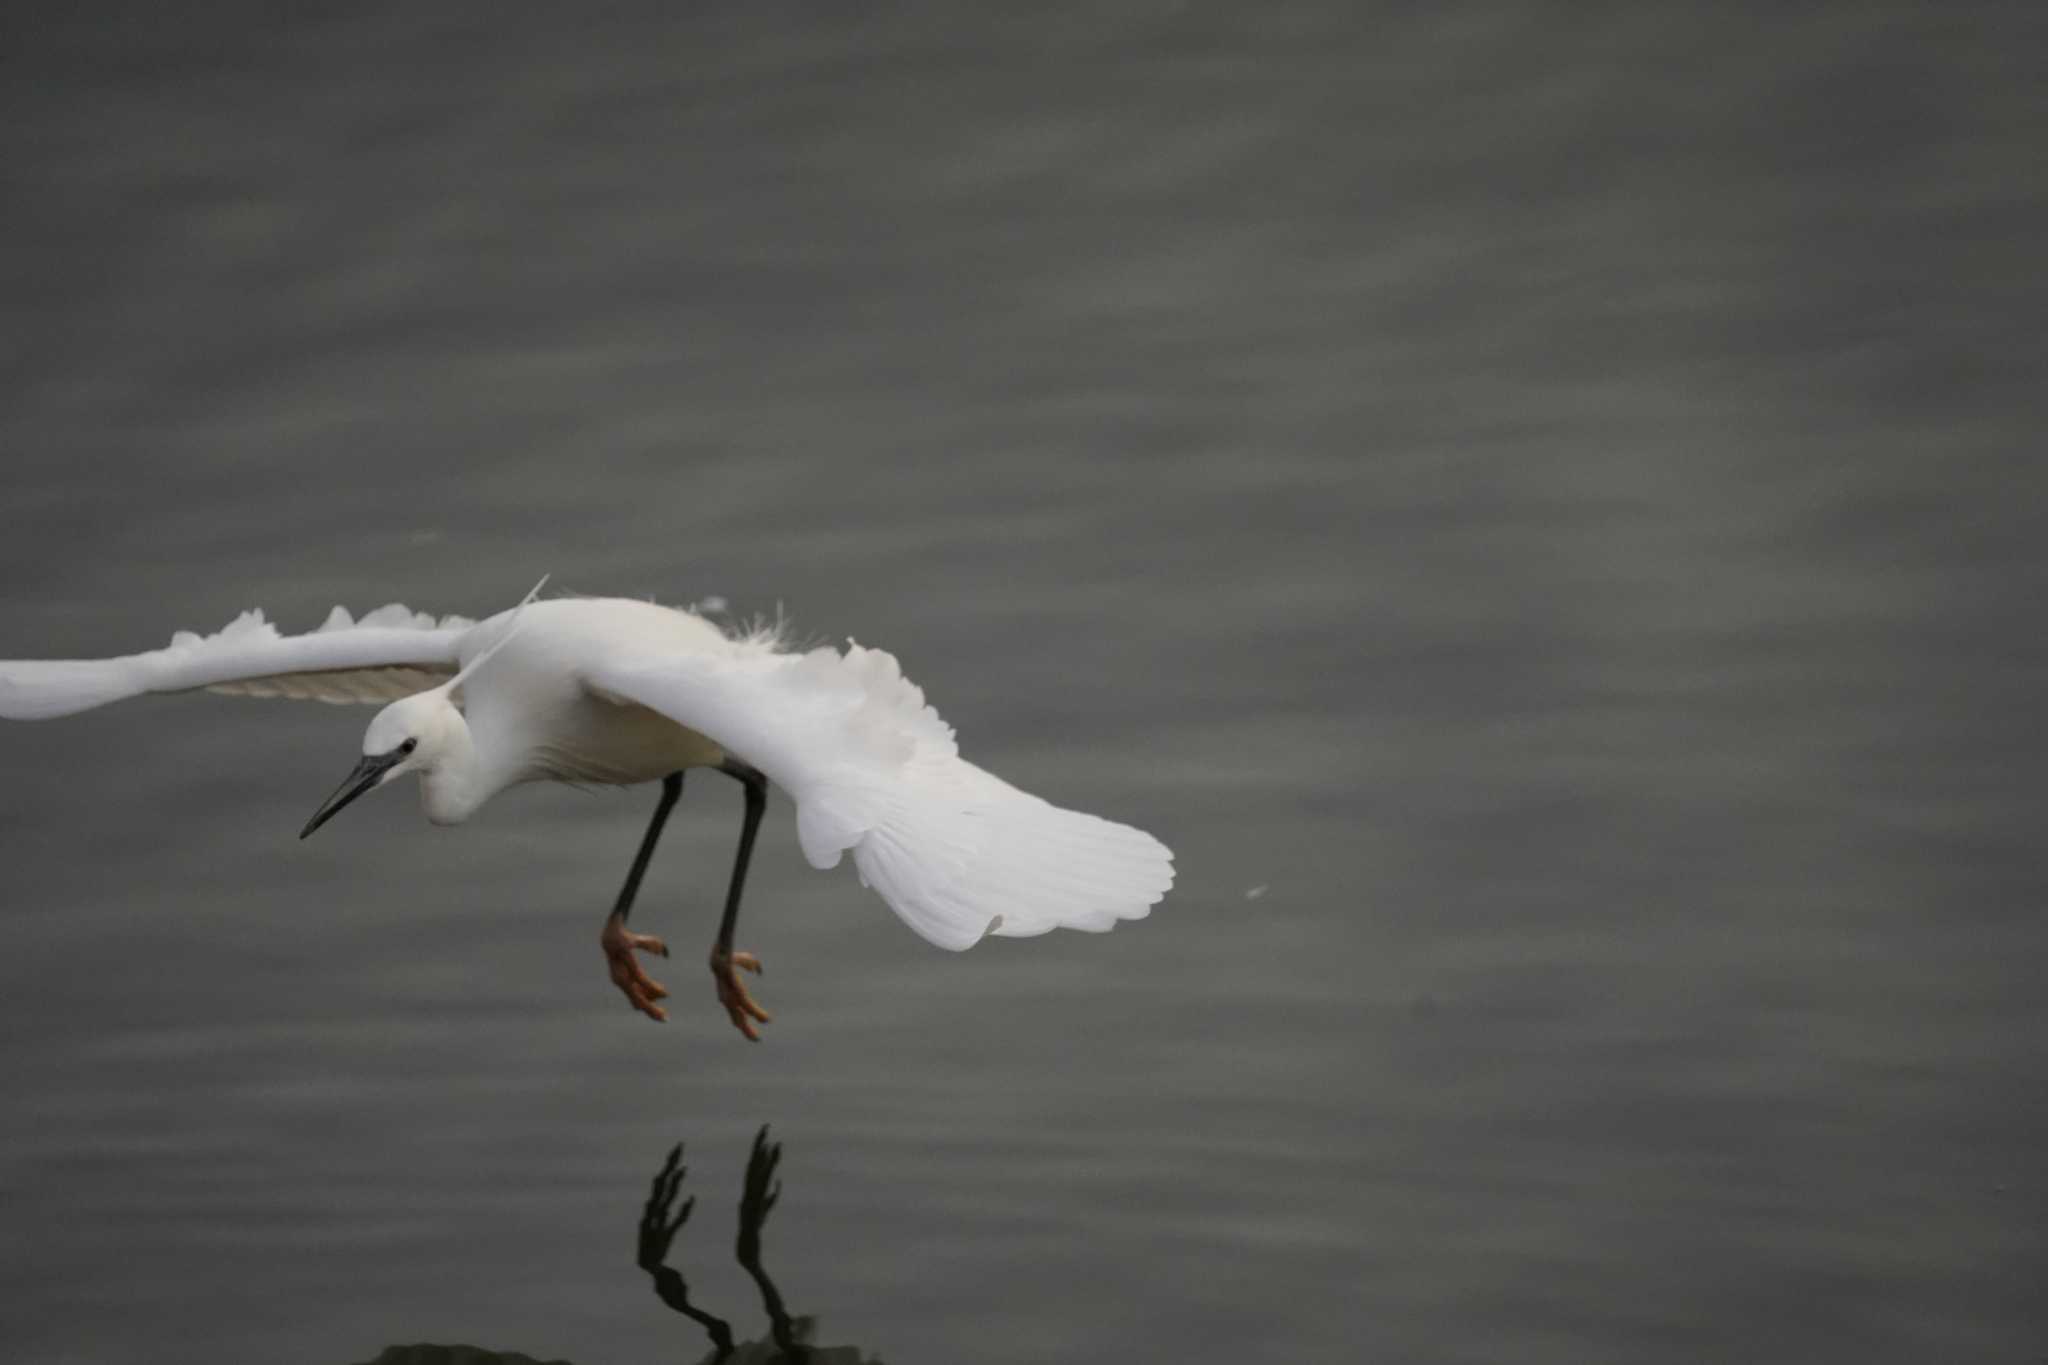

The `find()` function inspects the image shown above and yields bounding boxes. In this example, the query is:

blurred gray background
[2,4,2042,1363]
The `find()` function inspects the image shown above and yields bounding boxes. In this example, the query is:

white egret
[0,586,1174,1038]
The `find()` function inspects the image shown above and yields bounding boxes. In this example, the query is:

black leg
[612,771,684,925]
[709,758,773,1039]
[603,772,683,1022]
[713,759,767,956]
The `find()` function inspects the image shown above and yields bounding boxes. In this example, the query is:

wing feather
[0,604,470,720]
[585,639,1173,950]
[206,665,456,705]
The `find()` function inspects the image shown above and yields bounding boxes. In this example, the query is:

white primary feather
[585,638,1174,950]
[0,603,472,720]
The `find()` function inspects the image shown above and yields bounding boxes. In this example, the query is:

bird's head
[297,574,546,840]
[298,688,460,839]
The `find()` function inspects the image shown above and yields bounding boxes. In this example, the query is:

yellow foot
[711,949,772,1041]
[602,913,671,1022]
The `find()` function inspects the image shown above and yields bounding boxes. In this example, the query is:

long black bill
[300,751,403,840]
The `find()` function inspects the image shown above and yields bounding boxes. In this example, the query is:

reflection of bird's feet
[636,1142,736,1358]
[739,1125,802,1360]
[602,912,671,1022]
[710,948,772,1041]
[638,1143,695,1272]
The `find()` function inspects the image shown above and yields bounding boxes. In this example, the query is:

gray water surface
[2,5,2042,1363]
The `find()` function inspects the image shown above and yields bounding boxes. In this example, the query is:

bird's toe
[603,916,673,1022]
[711,950,772,1040]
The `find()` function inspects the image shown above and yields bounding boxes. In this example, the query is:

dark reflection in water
[360,1128,876,1365]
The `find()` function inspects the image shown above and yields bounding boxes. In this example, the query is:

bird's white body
[0,595,1174,951]
[422,600,732,821]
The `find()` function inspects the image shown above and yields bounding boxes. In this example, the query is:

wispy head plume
[450,574,549,688]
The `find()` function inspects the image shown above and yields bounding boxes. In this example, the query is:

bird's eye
[399,738,418,755]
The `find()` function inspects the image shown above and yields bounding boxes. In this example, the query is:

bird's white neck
[417,708,492,826]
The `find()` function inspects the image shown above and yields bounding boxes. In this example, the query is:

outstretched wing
[0,603,472,720]
[585,639,1174,950]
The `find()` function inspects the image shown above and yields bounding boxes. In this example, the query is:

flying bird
[0,588,1174,1038]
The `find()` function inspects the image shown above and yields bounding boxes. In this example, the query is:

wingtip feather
[844,764,1173,949]
[0,657,149,720]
